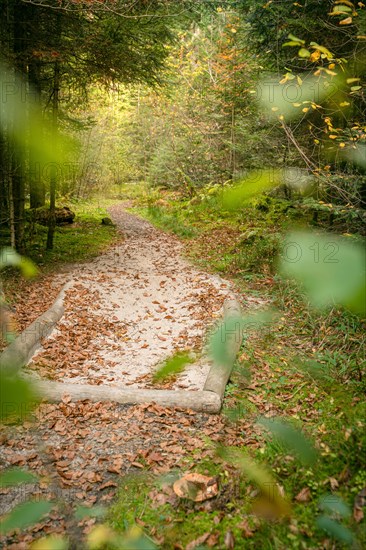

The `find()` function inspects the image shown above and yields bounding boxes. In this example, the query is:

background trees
[0,0,184,250]
[1,0,365,253]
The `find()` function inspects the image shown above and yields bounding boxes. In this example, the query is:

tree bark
[0,131,10,231]
[11,145,24,252]
[11,0,26,252]
[46,15,61,250]
[28,58,45,208]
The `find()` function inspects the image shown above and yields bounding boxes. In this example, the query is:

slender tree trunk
[11,144,24,252]
[46,10,61,250]
[46,57,60,250]
[29,59,45,208]
[8,150,16,249]
[0,131,9,230]
[12,0,26,252]
[230,102,236,179]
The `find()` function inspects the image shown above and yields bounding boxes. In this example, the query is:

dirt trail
[28,204,235,390]
[0,204,249,548]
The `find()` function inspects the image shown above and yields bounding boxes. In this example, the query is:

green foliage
[0,247,39,422]
[0,468,38,487]
[221,171,284,209]
[278,231,366,315]
[0,248,38,278]
[0,500,54,534]
[209,315,243,368]
[257,417,317,466]
[319,494,351,518]
[0,64,73,168]
[153,351,194,383]
[316,515,355,545]
[209,311,274,368]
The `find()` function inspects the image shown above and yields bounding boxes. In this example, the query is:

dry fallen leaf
[353,506,364,523]
[224,530,235,549]
[329,477,339,490]
[185,532,210,550]
[295,487,311,503]
[238,519,255,538]
[354,486,366,523]
[173,473,219,502]
[206,532,220,547]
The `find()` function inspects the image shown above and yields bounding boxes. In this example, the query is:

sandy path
[28,204,235,391]
[0,204,255,549]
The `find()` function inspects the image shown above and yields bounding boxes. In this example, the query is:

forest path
[1,203,250,547]
[28,202,235,390]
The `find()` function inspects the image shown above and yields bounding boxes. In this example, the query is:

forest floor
[26,203,237,391]
[0,202,261,549]
[0,197,365,549]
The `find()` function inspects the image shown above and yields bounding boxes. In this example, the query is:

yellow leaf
[339,101,350,107]
[310,43,333,59]
[310,50,321,62]
[31,536,68,550]
[287,33,305,44]
[293,102,302,107]
[271,106,279,112]
[329,134,338,139]
[335,0,356,6]
[339,142,346,148]
[297,75,303,85]
[223,449,291,517]
[298,48,310,58]
[302,107,309,113]
[328,63,336,69]
[340,17,353,24]
[314,139,320,144]
[87,525,116,550]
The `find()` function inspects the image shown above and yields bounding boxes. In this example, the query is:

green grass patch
[152,351,195,384]
[124,186,366,549]
[137,205,197,239]
[1,198,120,272]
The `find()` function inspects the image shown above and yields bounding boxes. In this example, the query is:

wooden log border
[0,283,70,376]
[1,284,242,413]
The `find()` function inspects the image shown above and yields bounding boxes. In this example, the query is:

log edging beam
[1,285,242,413]
[0,283,70,376]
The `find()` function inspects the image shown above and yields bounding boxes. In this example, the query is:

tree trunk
[46,14,61,251]
[0,131,10,231]
[28,58,45,208]
[11,0,26,252]
[11,145,24,252]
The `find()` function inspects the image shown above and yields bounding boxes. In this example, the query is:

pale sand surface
[29,205,236,390]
